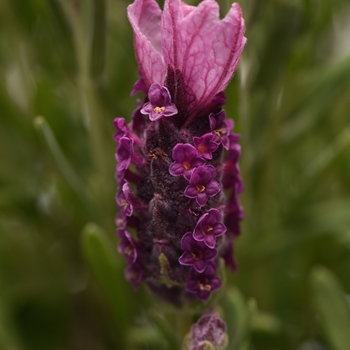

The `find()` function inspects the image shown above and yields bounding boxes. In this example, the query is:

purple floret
[118,229,138,264]
[125,263,143,290]
[193,133,219,160]
[184,165,220,207]
[185,261,221,301]
[116,181,134,217]
[179,232,217,273]
[169,143,206,180]
[141,84,178,121]
[193,209,227,248]
[116,137,143,172]
[209,110,233,150]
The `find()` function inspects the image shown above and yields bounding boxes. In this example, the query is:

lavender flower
[186,262,221,301]
[193,133,219,160]
[114,0,246,304]
[184,165,220,207]
[117,229,138,264]
[179,232,218,273]
[193,208,226,249]
[169,143,206,180]
[140,84,178,121]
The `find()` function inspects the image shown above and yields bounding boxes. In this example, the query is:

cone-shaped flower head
[114,0,246,305]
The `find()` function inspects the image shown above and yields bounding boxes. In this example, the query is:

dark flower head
[193,209,227,248]
[179,232,217,273]
[141,83,178,121]
[185,261,221,301]
[184,165,220,207]
[193,133,219,160]
[169,143,206,180]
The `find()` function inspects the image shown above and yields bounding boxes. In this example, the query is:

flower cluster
[115,0,246,305]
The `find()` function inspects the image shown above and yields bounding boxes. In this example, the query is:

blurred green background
[1,0,350,349]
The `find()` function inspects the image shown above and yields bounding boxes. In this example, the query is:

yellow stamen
[196,185,206,193]
[154,106,165,114]
[183,161,191,170]
[197,145,206,154]
[199,283,211,291]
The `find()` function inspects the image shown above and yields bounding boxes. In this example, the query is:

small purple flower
[185,261,221,301]
[113,118,129,142]
[116,182,134,217]
[118,229,138,264]
[116,137,143,172]
[187,314,228,350]
[209,110,233,150]
[224,190,244,236]
[125,263,143,290]
[193,209,226,248]
[140,84,178,121]
[193,133,219,160]
[184,165,220,207]
[169,143,206,180]
[131,103,147,134]
[179,232,217,273]
[220,239,237,272]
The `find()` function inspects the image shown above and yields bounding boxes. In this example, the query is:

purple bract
[128,0,246,112]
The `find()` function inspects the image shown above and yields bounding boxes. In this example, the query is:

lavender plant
[115,0,246,306]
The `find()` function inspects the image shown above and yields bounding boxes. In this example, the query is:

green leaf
[0,293,21,350]
[33,116,89,205]
[311,266,350,350]
[223,288,256,350]
[81,223,135,348]
[148,310,179,350]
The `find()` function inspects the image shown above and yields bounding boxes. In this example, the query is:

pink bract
[127,0,246,108]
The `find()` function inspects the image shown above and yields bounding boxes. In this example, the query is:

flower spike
[115,0,246,305]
